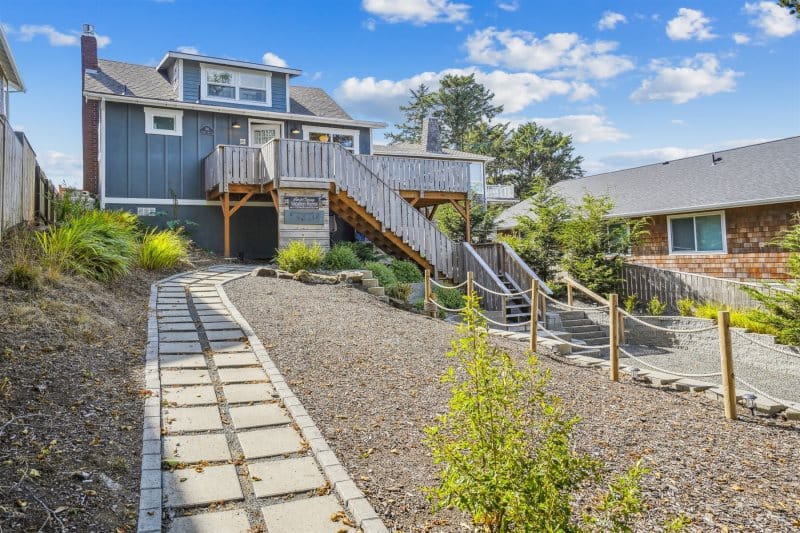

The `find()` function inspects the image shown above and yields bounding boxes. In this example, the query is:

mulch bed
[227,275,800,532]
[0,249,218,532]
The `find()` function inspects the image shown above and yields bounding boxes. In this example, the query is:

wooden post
[464,199,471,244]
[718,310,737,420]
[530,280,538,352]
[501,294,507,331]
[618,309,626,344]
[222,192,231,258]
[609,294,619,382]
[466,270,474,299]
[567,283,574,307]
[424,269,431,303]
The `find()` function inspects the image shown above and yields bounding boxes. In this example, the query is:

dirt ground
[227,275,800,533]
[0,246,217,532]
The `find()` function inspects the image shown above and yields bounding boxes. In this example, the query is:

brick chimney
[421,116,442,153]
[81,24,99,194]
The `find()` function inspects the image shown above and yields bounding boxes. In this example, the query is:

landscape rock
[293,270,339,284]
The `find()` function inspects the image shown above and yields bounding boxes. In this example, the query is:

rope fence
[424,270,796,421]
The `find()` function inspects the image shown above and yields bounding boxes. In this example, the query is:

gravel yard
[227,275,800,532]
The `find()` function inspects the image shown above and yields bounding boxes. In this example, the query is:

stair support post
[567,283,574,307]
[530,280,538,352]
[718,310,737,420]
[466,270,474,299]
[424,269,434,318]
[609,293,620,382]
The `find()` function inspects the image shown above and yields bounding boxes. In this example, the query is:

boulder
[293,270,339,285]
[252,267,277,277]
[337,271,365,283]
[276,270,295,280]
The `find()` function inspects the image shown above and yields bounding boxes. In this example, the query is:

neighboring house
[496,137,800,281]
[0,24,24,118]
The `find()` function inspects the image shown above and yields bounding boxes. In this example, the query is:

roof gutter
[611,195,800,219]
[83,91,387,129]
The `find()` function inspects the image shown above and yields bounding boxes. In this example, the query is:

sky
[1,0,798,189]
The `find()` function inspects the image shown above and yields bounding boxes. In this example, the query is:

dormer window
[201,64,272,106]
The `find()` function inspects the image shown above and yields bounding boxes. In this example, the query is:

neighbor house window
[201,65,272,106]
[305,128,359,153]
[668,211,726,254]
[144,107,183,136]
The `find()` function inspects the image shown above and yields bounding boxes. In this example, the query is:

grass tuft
[139,228,189,270]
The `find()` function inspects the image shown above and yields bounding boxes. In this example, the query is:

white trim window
[304,127,360,154]
[201,64,272,107]
[668,211,727,254]
[144,107,183,136]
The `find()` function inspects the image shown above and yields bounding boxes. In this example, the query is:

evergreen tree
[503,122,584,198]
[434,201,500,244]
[463,122,510,184]
[385,84,438,144]
[435,74,503,151]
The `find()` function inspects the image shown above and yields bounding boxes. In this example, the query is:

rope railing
[618,346,722,379]
[473,281,532,298]
[429,278,468,290]
[538,323,611,349]
[619,311,718,334]
[730,329,800,360]
[541,292,610,311]
[734,375,784,405]
[478,312,531,328]
[427,298,466,313]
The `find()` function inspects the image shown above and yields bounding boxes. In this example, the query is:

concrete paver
[167,509,250,533]
[162,464,243,508]
[213,352,260,367]
[162,406,223,433]
[205,329,246,341]
[159,341,203,354]
[229,404,290,429]
[160,369,212,386]
[159,331,200,342]
[162,385,217,406]
[162,434,231,463]
[261,496,355,533]
[223,383,277,403]
[249,457,325,498]
[238,427,304,459]
[202,320,242,330]
[160,354,207,369]
[217,366,268,383]
[210,341,250,353]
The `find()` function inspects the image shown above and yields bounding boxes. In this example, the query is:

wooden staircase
[499,273,533,326]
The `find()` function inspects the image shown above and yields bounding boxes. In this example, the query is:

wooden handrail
[463,242,510,295]
[563,275,610,306]
[499,242,552,295]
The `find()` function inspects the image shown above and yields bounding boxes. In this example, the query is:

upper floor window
[668,211,726,254]
[201,65,272,107]
[144,107,183,136]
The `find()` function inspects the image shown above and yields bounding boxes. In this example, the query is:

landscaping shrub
[337,241,380,262]
[275,241,324,273]
[693,302,779,336]
[323,243,362,271]
[363,261,398,289]
[646,296,667,316]
[425,293,647,531]
[386,282,413,302]
[37,210,138,281]
[139,228,189,270]
[1,230,42,291]
[677,298,695,317]
[433,285,464,311]
[624,294,638,314]
[388,259,423,283]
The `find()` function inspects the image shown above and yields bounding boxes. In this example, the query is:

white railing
[486,184,515,200]
[354,154,470,193]
[203,145,266,194]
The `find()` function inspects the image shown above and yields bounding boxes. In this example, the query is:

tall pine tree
[435,74,503,151]
[385,84,438,144]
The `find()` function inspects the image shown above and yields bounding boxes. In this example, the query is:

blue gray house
[81,25,491,266]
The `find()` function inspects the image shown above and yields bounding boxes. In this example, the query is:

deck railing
[204,145,268,194]
[354,154,470,193]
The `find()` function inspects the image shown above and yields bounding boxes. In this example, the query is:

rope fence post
[567,282,574,307]
[718,310,737,420]
[530,280,538,353]
[609,293,619,382]
[467,270,474,299]
[424,269,434,317]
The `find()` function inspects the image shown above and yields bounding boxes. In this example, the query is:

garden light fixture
[629,367,640,381]
[742,393,757,416]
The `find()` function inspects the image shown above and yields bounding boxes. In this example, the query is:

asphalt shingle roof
[373,142,493,162]
[289,86,351,120]
[85,59,177,101]
[496,137,800,231]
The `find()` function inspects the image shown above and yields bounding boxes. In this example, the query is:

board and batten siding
[181,60,288,112]
[105,102,250,199]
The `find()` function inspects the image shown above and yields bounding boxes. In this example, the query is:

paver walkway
[137,265,386,532]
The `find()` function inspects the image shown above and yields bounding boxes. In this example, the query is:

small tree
[745,213,800,344]
[435,201,500,244]
[425,293,648,531]
[559,194,647,295]
[499,178,569,282]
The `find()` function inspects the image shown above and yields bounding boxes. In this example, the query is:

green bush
[677,298,695,317]
[624,294,638,314]
[336,241,380,262]
[363,261,398,288]
[323,244,362,270]
[693,302,779,336]
[425,293,647,531]
[433,285,464,311]
[386,282,413,302]
[388,259,423,283]
[139,228,189,270]
[37,210,138,281]
[1,230,42,291]
[646,296,667,316]
[275,241,324,273]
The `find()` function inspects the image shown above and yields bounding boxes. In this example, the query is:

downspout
[98,97,106,208]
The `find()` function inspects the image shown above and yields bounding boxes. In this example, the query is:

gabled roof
[0,25,24,91]
[290,86,351,120]
[496,136,800,231]
[373,142,493,162]
[86,59,177,101]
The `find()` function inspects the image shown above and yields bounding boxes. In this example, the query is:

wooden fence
[0,115,57,240]
[621,263,789,312]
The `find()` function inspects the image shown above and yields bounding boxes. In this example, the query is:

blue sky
[1,0,798,188]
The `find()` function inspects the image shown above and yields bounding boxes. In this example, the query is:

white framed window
[667,211,726,254]
[144,107,183,136]
[304,127,360,154]
[200,64,272,107]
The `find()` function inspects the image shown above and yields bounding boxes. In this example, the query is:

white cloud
[464,27,634,80]
[666,8,716,41]
[597,11,627,31]
[363,19,377,31]
[176,45,199,54]
[744,1,800,37]
[361,0,470,25]
[670,119,686,125]
[630,53,739,104]
[335,67,580,120]
[262,52,288,67]
[12,24,110,48]
[41,151,82,188]
[732,32,751,44]
[497,1,519,12]
[501,114,628,143]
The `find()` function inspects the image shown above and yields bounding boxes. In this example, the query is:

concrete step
[583,337,611,346]
[554,310,587,321]
[562,324,605,334]
[561,318,594,327]
[362,278,379,289]
[570,348,602,359]
[673,379,715,392]
[540,330,574,342]
[367,286,385,297]
[571,331,609,340]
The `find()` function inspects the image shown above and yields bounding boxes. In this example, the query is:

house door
[250,123,281,146]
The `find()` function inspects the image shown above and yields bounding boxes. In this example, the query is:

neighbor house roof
[83,59,384,128]
[496,136,800,231]
[0,25,24,91]
[373,142,493,162]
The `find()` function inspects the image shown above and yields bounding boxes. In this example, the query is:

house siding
[182,60,287,112]
[628,201,799,280]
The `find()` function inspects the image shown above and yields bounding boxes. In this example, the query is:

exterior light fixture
[318,134,330,142]
[742,393,757,416]
[231,120,241,129]
[629,367,640,381]
[290,126,301,135]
